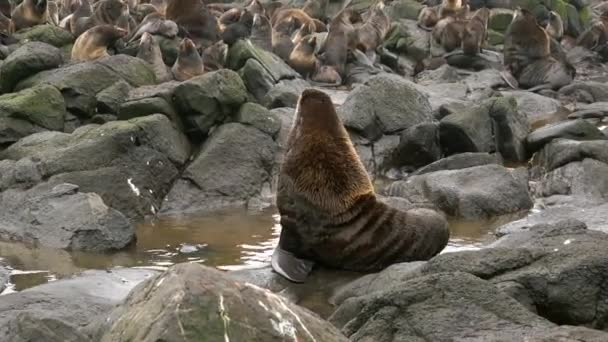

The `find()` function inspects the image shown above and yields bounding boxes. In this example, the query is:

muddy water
[0,207,520,299]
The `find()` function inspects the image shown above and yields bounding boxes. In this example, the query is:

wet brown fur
[276,89,449,272]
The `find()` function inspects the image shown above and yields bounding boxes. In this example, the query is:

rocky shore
[1,0,608,340]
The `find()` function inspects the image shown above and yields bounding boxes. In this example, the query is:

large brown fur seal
[172,37,204,81]
[272,89,450,282]
[72,24,127,61]
[71,0,126,37]
[10,0,48,32]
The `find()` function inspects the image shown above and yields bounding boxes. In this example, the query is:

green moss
[488,30,505,46]
[386,0,423,21]
[489,9,515,33]
[14,25,74,47]
[0,84,66,130]
[579,6,592,28]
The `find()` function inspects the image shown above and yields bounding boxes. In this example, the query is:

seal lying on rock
[272,89,450,283]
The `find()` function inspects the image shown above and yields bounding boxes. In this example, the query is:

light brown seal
[462,7,489,56]
[10,0,48,32]
[288,34,318,78]
[172,37,204,81]
[272,89,450,282]
[71,24,127,61]
[137,32,172,82]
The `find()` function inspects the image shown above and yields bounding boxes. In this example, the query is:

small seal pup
[172,37,204,81]
[10,0,48,32]
[137,32,172,82]
[72,24,127,61]
[272,89,450,282]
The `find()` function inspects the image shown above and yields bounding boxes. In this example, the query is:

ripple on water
[0,207,521,294]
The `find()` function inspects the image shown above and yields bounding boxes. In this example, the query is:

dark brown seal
[71,24,127,61]
[10,0,48,32]
[272,89,450,282]
[166,0,219,48]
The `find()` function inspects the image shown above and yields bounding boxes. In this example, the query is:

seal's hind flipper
[271,246,315,283]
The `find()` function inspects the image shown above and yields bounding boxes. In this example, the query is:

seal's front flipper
[271,247,314,283]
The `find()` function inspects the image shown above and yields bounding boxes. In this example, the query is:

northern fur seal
[10,0,48,32]
[462,7,489,56]
[172,37,204,81]
[72,24,127,61]
[137,32,172,82]
[288,34,318,78]
[250,12,272,51]
[272,89,450,282]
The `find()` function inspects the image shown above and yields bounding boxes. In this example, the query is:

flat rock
[526,119,606,154]
[558,81,608,103]
[412,152,502,175]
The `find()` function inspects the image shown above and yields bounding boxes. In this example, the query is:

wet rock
[0,85,66,144]
[226,39,299,82]
[559,81,608,103]
[161,123,276,215]
[96,81,132,115]
[118,97,177,123]
[489,96,530,162]
[439,103,494,155]
[0,114,191,220]
[261,78,309,109]
[385,164,532,219]
[412,152,502,175]
[235,102,281,138]
[13,24,75,47]
[536,158,608,203]
[16,55,155,117]
[529,138,608,172]
[339,74,433,141]
[526,119,606,154]
[0,183,134,251]
[0,266,7,293]
[393,122,441,168]
[0,268,157,342]
[0,42,63,93]
[174,70,248,137]
[330,272,554,341]
[95,263,348,341]
[238,58,276,101]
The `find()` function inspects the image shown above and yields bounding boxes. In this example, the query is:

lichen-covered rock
[16,55,156,117]
[174,70,248,137]
[0,114,191,220]
[339,74,433,141]
[238,58,276,101]
[235,102,281,138]
[383,20,430,61]
[0,85,66,144]
[226,39,299,82]
[0,42,63,93]
[13,25,75,47]
[95,263,348,341]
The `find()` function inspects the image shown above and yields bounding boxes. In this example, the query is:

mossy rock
[226,40,298,82]
[155,35,179,66]
[0,41,63,93]
[489,9,515,33]
[545,0,568,22]
[565,3,583,37]
[579,6,592,28]
[488,30,505,46]
[386,0,423,21]
[384,20,430,61]
[235,102,281,138]
[14,25,75,47]
[0,84,66,131]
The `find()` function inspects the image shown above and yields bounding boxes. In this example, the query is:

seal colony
[271,89,450,282]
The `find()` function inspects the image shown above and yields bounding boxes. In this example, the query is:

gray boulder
[0,183,133,251]
[238,58,276,101]
[96,81,132,115]
[94,263,348,341]
[489,96,530,162]
[568,102,608,120]
[393,122,441,168]
[439,103,495,155]
[174,70,248,137]
[0,267,157,342]
[235,102,281,138]
[531,139,608,173]
[558,81,608,103]
[500,90,562,127]
[161,122,276,214]
[412,152,501,175]
[339,74,433,141]
[330,272,554,341]
[0,114,191,220]
[262,78,309,109]
[526,119,606,154]
[0,85,66,144]
[0,42,63,93]
[226,39,299,81]
[385,164,532,219]
[537,158,608,203]
[0,266,8,293]
[16,55,155,117]
[13,25,75,47]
